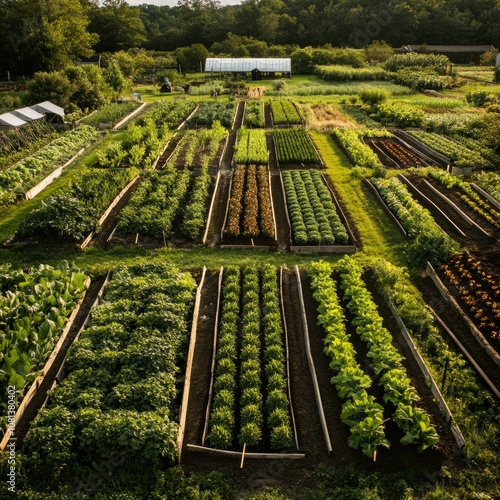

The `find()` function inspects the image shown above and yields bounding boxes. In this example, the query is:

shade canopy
[30,101,65,118]
[0,112,27,128]
[12,107,45,122]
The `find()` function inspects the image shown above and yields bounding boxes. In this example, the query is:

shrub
[359,88,390,107]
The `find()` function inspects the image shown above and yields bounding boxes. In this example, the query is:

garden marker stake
[240,443,247,469]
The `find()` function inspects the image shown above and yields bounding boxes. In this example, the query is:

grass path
[310,131,406,267]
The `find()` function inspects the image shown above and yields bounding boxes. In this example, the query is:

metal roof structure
[0,112,27,128]
[12,107,45,122]
[205,58,291,73]
[30,101,65,118]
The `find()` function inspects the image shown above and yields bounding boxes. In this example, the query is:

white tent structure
[0,112,27,131]
[12,107,45,123]
[30,101,65,123]
[205,58,291,79]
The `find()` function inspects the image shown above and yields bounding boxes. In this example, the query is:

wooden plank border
[113,102,148,130]
[294,265,332,455]
[177,267,207,462]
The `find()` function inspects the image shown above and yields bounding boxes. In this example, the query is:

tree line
[1,0,499,77]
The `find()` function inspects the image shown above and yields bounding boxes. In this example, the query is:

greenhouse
[204,57,291,79]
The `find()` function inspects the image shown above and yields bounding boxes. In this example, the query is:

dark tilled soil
[414,270,500,394]
[12,276,106,447]
[182,268,461,491]
[264,103,273,129]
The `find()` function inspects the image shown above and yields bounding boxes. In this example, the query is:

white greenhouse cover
[12,107,45,122]
[30,101,65,117]
[205,58,291,73]
[0,112,27,128]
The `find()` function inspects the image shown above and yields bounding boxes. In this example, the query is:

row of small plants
[169,121,227,168]
[450,135,500,168]
[96,118,171,169]
[17,167,139,241]
[81,101,141,126]
[234,128,268,165]
[138,99,197,129]
[315,65,387,82]
[208,266,293,450]
[118,165,212,241]
[225,164,274,239]
[473,171,500,204]
[370,176,459,267]
[187,101,236,128]
[439,253,499,341]
[377,140,423,168]
[309,260,389,460]
[338,257,440,453]
[333,128,381,168]
[0,125,100,206]
[282,169,348,245]
[274,128,320,164]
[0,120,55,170]
[416,167,500,229]
[270,99,302,126]
[408,130,488,168]
[23,264,197,481]
[243,100,265,128]
[0,261,88,424]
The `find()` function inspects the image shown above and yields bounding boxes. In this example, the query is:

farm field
[0,74,499,499]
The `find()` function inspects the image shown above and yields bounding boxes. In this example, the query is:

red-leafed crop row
[225,165,274,239]
[378,140,422,168]
[439,254,500,340]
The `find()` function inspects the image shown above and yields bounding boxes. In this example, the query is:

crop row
[82,101,141,126]
[338,257,440,453]
[187,101,236,128]
[274,128,320,164]
[333,128,381,168]
[138,99,197,129]
[225,165,274,239]
[439,254,499,340]
[23,264,197,476]
[118,167,190,240]
[315,65,387,82]
[283,169,348,245]
[234,129,268,165]
[96,118,171,169]
[424,168,500,229]
[0,261,88,422]
[208,266,292,450]
[17,167,139,241]
[473,171,500,204]
[270,99,302,126]
[0,125,100,206]
[370,176,459,267]
[378,140,422,168]
[408,131,488,168]
[243,101,265,128]
[309,261,389,459]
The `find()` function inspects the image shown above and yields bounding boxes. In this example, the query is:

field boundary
[113,102,148,129]
[186,444,305,459]
[178,266,207,462]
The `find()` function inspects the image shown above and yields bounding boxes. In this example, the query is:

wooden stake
[373,450,377,462]
[240,443,247,469]
[135,233,139,244]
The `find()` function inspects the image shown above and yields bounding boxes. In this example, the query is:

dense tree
[0,0,97,75]
[89,0,146,53]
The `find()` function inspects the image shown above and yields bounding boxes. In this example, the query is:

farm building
[400,45,496,64]
[205,58,291,80]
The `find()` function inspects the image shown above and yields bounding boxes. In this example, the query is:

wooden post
[240,443,247,469]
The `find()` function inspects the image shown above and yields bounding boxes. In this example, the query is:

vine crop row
[274,128,320,164]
